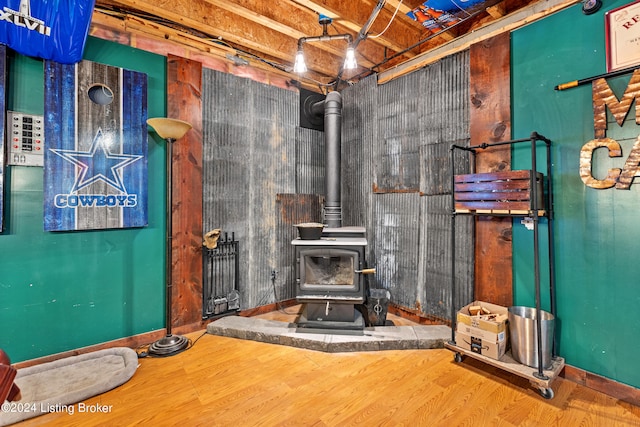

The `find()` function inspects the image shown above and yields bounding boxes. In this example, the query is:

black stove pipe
[310,91,343,228]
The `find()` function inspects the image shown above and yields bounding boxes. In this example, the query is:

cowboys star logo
[49,128,143,194]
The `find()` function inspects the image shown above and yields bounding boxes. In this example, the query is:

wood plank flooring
[11,308,640,426]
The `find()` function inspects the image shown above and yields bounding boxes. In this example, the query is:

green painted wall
[0,38,167,363]
[512,1,640,388]
[3,7,638,393]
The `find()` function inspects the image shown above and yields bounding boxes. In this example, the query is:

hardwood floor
[12,309,640,426]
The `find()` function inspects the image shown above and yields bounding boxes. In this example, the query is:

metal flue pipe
[310,91,343,228]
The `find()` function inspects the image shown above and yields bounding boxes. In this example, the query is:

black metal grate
[202,232,240,319]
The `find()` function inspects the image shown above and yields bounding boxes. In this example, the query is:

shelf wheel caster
[454,352,463,363]
[538,387,554,399]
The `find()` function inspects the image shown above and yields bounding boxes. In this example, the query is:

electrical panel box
[7,111,44,167]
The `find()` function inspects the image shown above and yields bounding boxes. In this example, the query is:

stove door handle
[355,268,376,275]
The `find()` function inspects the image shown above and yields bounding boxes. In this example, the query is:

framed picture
[606,0,640,72]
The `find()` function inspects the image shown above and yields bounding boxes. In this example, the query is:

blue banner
[407,0,501,34]
[0,0,95,63]
[0,45,4,232]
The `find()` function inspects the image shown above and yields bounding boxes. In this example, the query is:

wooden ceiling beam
[96,0,347,78]
[384,0,417,17]
[94,0,555,89]
[487,2,507,19]
[207,0,381,69]
[383,0,457,41]
[91,10,322,90]
[378,0,580,84]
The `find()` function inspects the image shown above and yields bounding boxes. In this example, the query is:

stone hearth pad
[207,316,451,353]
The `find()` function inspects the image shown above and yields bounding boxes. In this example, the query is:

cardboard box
[455,300,509,360]
[456,322,506,343]
[456,300,508,334]
[455,330,507,360]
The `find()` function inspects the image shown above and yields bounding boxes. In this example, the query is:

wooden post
[469,33,513,307]
[167,55,204,329]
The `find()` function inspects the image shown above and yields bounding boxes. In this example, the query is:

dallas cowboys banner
[0,0,95,63]
[44,59,148,231]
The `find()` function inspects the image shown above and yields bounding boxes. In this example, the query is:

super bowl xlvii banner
[43,60,148,231]
[0,45,5,232]
[0,0,95,63]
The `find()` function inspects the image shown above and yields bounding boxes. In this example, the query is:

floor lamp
[147,117,192,356]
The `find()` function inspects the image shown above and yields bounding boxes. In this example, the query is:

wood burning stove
[293,91,375,333]
[293,226,370,333]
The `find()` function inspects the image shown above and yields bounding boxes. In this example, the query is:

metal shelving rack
[445,132,565,399]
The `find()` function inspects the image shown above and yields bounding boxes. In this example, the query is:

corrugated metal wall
[420,54,474,319]
[274,193,323,301]
[342,75,377,264]
[202,51,474,321]
[295,126,324,195]
[203,70,302,309]
[342,52,474,321]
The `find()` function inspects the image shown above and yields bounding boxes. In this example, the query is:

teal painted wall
[0,38,167,363]
[512,1,640,388]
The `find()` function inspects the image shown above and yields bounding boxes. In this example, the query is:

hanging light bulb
[343,45,357,70]
[293,49,307,73]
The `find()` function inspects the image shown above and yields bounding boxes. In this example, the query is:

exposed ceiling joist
[378,0,581,84]
[94,0,553,90]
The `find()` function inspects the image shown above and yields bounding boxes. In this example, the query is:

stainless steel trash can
[508,306,555,369]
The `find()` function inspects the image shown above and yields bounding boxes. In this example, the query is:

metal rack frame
[446,132,563,399]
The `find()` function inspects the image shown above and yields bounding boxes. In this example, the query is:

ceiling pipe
[295,14,358,75]
[350,6,488,82]
[354,0,387,50]
[299,33,353,46]
[333,0,386,90]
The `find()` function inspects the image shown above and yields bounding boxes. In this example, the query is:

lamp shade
[147,118,192,140]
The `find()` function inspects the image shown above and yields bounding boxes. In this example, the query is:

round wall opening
[88,83,114,105]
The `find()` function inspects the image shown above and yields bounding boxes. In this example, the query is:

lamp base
[148,334,190,357]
